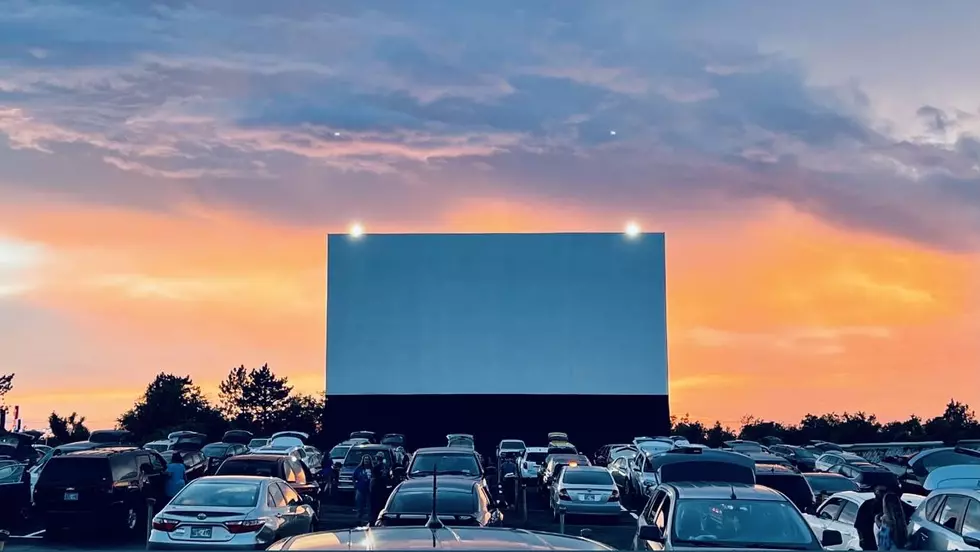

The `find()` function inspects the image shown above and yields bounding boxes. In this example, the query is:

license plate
[579,494,598,501]
[190,527,212,539]
[64,492,79,501]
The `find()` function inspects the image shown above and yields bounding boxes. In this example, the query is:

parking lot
[3,484,639,551]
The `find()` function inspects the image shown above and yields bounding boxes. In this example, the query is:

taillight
[152,518,179,532]
[558,489,571,501]
[608,489,620,502]
[226,519,266,534]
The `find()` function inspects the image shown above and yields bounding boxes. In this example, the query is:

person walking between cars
[876,492,908,550]
[370,452,388,521]
[856,485,890,550]
[164,452,187,501]
[499,453,518,506]
[352,455,374,525]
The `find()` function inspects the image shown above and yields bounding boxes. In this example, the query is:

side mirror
[821,530,843,547]
[638,525,664,542]
[963,532,980,548]
[301,494,316,505]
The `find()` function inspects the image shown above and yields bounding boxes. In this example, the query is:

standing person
[164,452,187,502]
[352,455,374,525]
[876,492,908,550]
[370,452,388,521]
[855,485,888,551]
[499,453,518,506]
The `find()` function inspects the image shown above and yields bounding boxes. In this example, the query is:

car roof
[670,482,788,501]
[231,454,285,463]
[803,472,848,478]
[850,462,891,472]
[414,447,476,454]
[63,446,138,457]
[191,475,271,485]
[396,476,477,492]
[562,465,607,474]
[272,526,615,550]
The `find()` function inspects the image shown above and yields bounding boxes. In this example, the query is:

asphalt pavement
[4,484,639,551]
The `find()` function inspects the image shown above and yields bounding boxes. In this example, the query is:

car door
[278,482,314,535]
[267,481,293,537]
[810,497,845,534]
[136,452,166,502]
[634,489,666,550]
[923,494,974,550]
[832,499,861,549]
[609,457,628,490]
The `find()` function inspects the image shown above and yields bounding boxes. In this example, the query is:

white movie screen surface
[326,233,668,396]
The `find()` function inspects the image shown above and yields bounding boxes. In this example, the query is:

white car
[147,476,316,550]
[519,447,549,482]
[549,465,621,519]
[803,491,923,550]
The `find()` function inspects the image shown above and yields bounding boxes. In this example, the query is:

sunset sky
[2,1,979,431]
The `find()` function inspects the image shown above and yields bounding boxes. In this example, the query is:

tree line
[3,368,979,449]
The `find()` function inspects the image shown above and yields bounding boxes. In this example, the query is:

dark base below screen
[321,393,670,457]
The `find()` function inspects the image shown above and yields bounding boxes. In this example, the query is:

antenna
[425,462,444,531]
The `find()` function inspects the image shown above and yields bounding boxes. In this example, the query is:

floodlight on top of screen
[624,221,641,238]
[349,222,365,238]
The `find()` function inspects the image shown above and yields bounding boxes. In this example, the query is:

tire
[122,505,140,534]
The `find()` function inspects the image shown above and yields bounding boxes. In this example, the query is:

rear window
[659,461,756,485]
[330,446,351,459]
[756,474,814,511]
[562,470,614,486]
[202,444,232,457]
[500,441,525,450]
[804,475,859,494]
[39,457,111,485]
[525,452,548,463]
[172,482,260,507]
[410,453,480,476]
[216,459,280,477]
[388,490,476,514]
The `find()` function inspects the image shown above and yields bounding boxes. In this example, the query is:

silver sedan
[148,475,316,550]
[550,466,622,519]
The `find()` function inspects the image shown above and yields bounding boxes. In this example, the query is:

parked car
[814,452,869,473]
[201,442,249,475]
[336,445,400,495]
[32,447,169,535]
[907,465,980,550]
[755,463,816,514]
[215,454,321,509]
[538,454,590,491]
[632,482,841,550]
[768,444,818,472]
[222,430,255,445]
[593,444,631,467]
[805,491,922,550]
[831,461,901,492]
[880,446,980,494]
[148,476,316,549]
[518,446,550,484]
[549,465,621,519]
[377,476,502,527]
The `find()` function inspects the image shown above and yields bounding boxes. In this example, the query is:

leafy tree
[705,421,736,448]
[118,373,226,442]
[218,364,293,435]
[671,414,708,444]
[923,400,980,444]
[0,373,12,397]
[280,394,325,436]
[739,418,791,443]
[48,412,90,444]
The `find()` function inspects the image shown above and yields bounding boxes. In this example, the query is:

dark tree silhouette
[705,422,737,448]
[218,364,293,435]
[0,373,12,397]
[118,373,226,442]
[671,414,709,444]
[48,412,90,444]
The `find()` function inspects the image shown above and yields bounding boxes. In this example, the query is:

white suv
[520,447,550,482]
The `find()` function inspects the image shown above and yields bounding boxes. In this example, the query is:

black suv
[755,463,816,513]
[33,447,168,534]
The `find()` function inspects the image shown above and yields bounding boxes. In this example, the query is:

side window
[644,490,666,523]
[840,466,857,479]
[654,496,672,533]
[149,453,166,472]
[939,495,969,532]
[268,482,287,508]
[838,501,860,525]
[962,499,980,536]
[267,490,276,508]
[280,483,301,505]
[110,455,139,480]
[283,461,297,483]
[924,495,945,522]
[818,498,844,520]
[136,454,152,473]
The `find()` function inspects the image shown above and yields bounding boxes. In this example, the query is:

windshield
[672,499,817,547]
[525,452,549,463]
[794,448,816,459]
[448,437,474,448]
[248,439,268,448]
[172,481,260,507]
[201,444,232,457]
[387,490,475,514]
[144,443,170,452]
[330,446,351,460]
[804,475,859,494]
[216,459,279,477]
[500,440,525,450]
[756,474,815,511]
[563,470,614,486]
[410,453,480,476]
[38,457,111,486]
